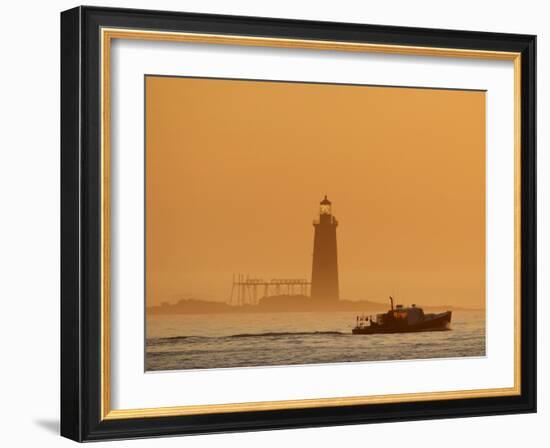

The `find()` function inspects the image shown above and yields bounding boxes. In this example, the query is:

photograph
[57,5,538,442]
[0,0,544,443]
[145,75,487,371]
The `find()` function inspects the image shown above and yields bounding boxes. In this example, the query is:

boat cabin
[355,298,426,329]
[377,304,425,325]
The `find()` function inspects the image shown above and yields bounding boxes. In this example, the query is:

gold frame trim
[100,28,522,420]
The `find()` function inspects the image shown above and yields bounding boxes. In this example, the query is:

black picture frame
[61,5,536,442]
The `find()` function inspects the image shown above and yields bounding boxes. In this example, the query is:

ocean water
[146,310,485,371]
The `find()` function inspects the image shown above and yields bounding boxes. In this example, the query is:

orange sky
[145,76,485,309]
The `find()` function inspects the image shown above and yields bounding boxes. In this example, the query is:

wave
[230,330,344,338]
[150,330,345,344]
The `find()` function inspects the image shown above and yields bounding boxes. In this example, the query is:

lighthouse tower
[311,196,339,302]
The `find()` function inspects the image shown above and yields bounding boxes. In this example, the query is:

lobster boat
[353,297,452,335]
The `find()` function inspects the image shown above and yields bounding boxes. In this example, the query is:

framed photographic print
[60,6,536,442]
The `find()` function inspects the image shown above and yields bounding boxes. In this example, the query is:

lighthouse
[311,196,339,302]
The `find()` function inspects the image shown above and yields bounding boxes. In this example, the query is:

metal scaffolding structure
[229,274,311,306]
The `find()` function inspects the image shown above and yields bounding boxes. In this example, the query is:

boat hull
[352,311,452,335]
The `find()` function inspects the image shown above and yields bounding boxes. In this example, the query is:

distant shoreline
[147,296,483,315]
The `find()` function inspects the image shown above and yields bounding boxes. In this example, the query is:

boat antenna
[390,295,394,311]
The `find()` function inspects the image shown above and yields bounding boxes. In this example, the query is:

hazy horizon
[145,76,486,310]
[146,295,484,311]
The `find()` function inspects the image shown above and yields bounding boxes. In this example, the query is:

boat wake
[231,330,344,338]
[150,330,345,345]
